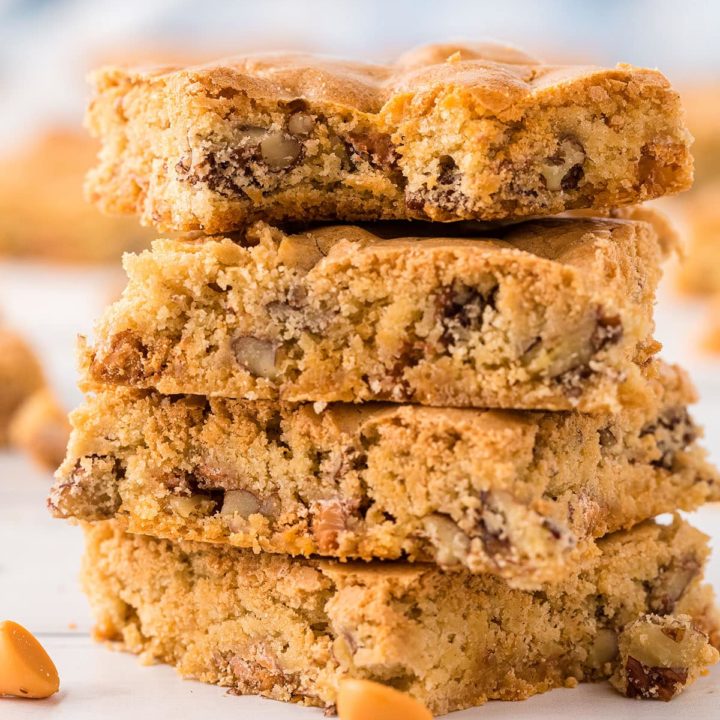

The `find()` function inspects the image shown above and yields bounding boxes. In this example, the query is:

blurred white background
[1,0,720,146]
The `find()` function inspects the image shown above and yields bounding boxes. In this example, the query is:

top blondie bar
[86,42,693,233]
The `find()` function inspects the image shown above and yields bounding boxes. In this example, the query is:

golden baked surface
[85,42,693,232]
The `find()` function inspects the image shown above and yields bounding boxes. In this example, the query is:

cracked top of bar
[85,41,693,233]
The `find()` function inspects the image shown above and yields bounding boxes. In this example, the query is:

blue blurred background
[1,0,719,146]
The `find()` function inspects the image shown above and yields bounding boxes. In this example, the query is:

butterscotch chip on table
[81,517,718,715]
[0,620,60,699]
[80,217,666,412]
[337,679,432,720]
[50,361,719,586]
[10,388,70,472]
[610,614,719,700]
[85,42,693,234]
[0,329,45,445]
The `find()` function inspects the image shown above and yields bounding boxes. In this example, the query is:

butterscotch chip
[337,679,432,720]
[0,621,59,699]
[84,43,692,233]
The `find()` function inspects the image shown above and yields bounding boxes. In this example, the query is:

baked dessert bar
[0,328,45,445]
[610,614,719,700]
[85,42,693,234]
[51,361,719,585]
[82,518,719,715]
[0,130,153,263]
[81,217,665,412]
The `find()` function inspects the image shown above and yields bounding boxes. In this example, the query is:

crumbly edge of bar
[80,518,718,715]
[51,365,719,584]
[85,66,692,233]
[79,220,662,411]
[609,613,719,700]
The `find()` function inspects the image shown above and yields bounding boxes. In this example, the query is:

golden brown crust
[85,43,693,233]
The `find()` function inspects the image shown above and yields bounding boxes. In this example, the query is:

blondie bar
[0,130,153,263]
[51,361,719,585]
[85,42,692,234]
[81,217,665,412]
[82,518,719,715]
[0,328,45,445]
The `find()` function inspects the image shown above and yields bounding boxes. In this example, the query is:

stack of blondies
[49,43,720,714]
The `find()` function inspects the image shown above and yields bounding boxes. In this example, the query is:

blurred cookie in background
[682,85,720,187]
[0,325,70,471]
[9,388,70,472]
[0,129,154,263]
[676,182,720,296]
[0,327,45,444]
[702,299,720,353]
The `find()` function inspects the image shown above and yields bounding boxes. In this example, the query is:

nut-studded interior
[81,218,664,412]
[610,614,719,700]
[80,518,719,715]
[86,43,693,233]
[51,361,719,585]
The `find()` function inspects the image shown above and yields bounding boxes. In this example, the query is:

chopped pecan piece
[540,137,586,191]
[611,614,718,700]
[231,335,282,379]
[591,312,623,353]
[90,330,148,384]
[260,132,302,170]
[345,130,398,170]
[647,556,700,614]
[311,498,351,552]
[437,282,498,347]
[48,455,123,519]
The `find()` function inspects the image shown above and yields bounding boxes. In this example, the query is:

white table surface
[0,260,719,718]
